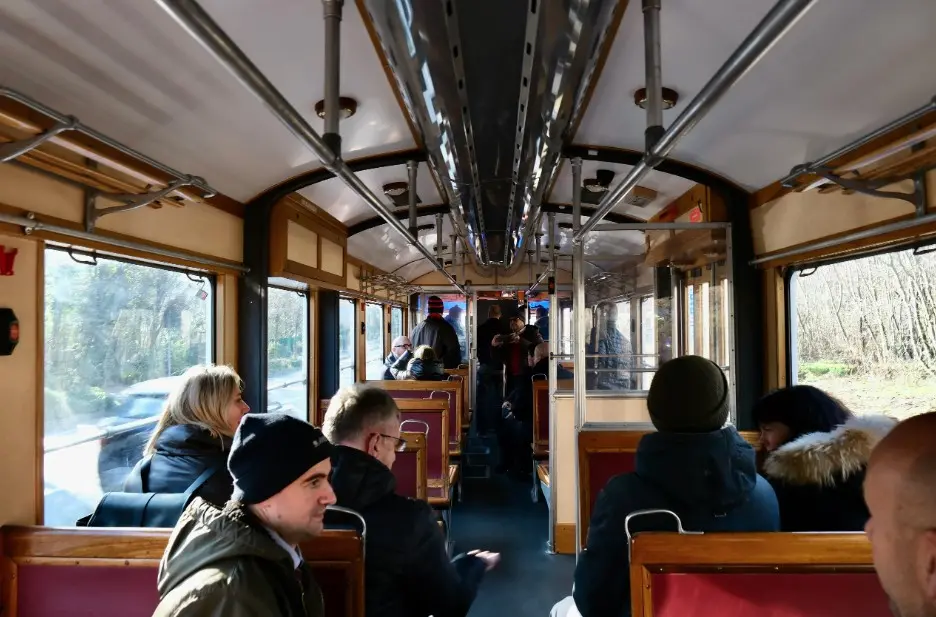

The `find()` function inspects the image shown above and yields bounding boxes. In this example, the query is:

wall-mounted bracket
[810,167,933,217]
[84,175,201,232]
[0,117,78,163]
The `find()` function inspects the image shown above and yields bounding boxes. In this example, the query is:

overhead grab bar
[155,0,467,294]
[573,0,816,242]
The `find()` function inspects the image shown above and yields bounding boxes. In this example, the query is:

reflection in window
[365,303,385,379]
[640,296,657,390]
[267,287,308,421]
[338,299,356,388]
[390,306,403,340]
[443,299,468,364]
[790,246,936,419]
[43,248,213,526]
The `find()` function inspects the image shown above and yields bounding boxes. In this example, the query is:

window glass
[640,295,657,390]
[267,287,308,420]
[43,248,213,526]
[790,246,936,419]
[338,298,356,388]
[365,303,385,379]
[390,306,403,340]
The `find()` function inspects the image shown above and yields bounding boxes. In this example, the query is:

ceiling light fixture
[633,87,678,110]
[383,182,408,197]
[314,96,358,119]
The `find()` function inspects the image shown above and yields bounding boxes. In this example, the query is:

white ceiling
[0,0,415,202]
[575,0,936,190]
[347,213,458,281]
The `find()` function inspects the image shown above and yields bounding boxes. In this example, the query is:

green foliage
[798,361,855,380]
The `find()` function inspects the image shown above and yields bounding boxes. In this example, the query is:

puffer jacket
[762,414,897,531]
[410,316,462,368]
[392,357,447,381]
[124,424,233,508]
[572,426,779,617]
[328,445,487,617]
[153,498,323,617]
[383,350,412,380]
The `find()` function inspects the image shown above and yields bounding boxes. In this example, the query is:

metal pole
[593,222,730,231]
[407,160,418,235]
[323,0,343,155]
[548,212,556,270]
[154,0,466,293]
[435,214,444,262]
[2,211,249,273]
[571,154,586,558]
[750,212,936,265]
[572,157,583,233]
[546,257,560,554]
[451,234,458,272]
[643,0,663,152]
[574,0,815,242]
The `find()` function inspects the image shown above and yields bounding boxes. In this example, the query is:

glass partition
[390,306,403,340]
[365,303,385,379]
[267,287,308,420]
[338,298,356,388]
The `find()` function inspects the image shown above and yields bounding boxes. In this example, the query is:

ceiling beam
[347,203,450,236]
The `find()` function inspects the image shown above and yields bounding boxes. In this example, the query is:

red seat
[394,430,428,501]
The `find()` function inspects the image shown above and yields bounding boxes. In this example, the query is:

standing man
[476,304,509,436]
[411,295,462,369]
[154,413,337,616]
[863,411,936,617]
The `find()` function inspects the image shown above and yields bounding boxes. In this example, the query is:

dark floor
[451,473,575,617]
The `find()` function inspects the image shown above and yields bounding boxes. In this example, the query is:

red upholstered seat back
[17,564,159,617]
[381,384,461,452]
[394,431,427,500]
[399,410,446,483]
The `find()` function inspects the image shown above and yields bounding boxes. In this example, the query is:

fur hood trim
[763,414,898,487]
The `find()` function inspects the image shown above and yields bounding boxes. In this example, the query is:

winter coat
[153,498,324,617]
[572,426,779,617]
[762,414,897,532]
[125,424,233,508]
[477,317,510,368]
[393,357,447,381]
[411,317,462,368]
[328,445,487,617]
[383,350,412,380]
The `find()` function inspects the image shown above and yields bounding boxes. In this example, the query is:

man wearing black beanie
[153,413,336,617]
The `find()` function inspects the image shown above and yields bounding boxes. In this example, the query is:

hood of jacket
[329,445,396,511]
[155,423,230,457]
[763,414,897,487]
[157,497,294,596]
[407,358,446,380]
[636,426,758,514]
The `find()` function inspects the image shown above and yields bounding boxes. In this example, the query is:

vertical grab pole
[571,156,587,558]
[643,0,663,152]
[547,246,560,554]
[435,214,444,263]
[322,0,343,155]
[407,160,418,236]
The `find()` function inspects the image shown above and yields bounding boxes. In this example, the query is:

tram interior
[1,0,935,615]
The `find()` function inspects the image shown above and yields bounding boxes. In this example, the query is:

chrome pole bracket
[0,117,78,163]
[85,176,200,232]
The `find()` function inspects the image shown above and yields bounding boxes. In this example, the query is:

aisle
[451,473,575,616]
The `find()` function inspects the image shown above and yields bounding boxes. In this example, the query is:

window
[365,303,385,379]
[267,287,308,420]
[338,298,356,388]
[43,248,213,526]
[789,245,936,419]
[390,306,403,340]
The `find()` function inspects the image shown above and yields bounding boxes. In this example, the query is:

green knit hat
[647,355,729,433]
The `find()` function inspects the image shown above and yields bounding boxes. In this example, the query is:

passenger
[391,344,447,381]
[493,315,543,397]
[444,305,467,361]
[323,384,500,617]
[554,355,779,617]
[586,301,633,390]
[534,306,549,340]
[410,295,462,368]
[153,413,336,617]
[383,335,412,380]
[127,364,249,508]
[755,385,897,531]
[476,304,510,436]
[863,411,936,617]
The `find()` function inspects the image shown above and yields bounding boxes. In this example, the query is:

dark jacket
[411,317,462,369]
[762,414,896,532]
[394,357,447,381]
[494,325,542,376]
[477,317,509,368]
[504,359,573,423]
[572,427,779,617]
[126,424,233,508]
[154,498,323,617]
[383,350,412,380]
[329,445,487,617]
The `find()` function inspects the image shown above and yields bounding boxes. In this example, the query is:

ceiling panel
[574,0,936,190]
[299,162,442,226]
[548,159,696,220]
[347,214,457,280]
[0,0,415,202]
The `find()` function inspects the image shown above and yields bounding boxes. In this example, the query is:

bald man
[863,411,936,617]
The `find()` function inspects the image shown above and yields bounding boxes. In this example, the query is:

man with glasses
[323,384,499,617]
[383,335,413,380]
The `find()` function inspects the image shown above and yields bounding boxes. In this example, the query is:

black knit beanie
[647,355,729,433]
[228,413,333,504]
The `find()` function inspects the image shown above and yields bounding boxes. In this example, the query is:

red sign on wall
[688,206,703,223]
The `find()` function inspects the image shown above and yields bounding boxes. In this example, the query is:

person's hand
[492,336,504,347]
[467,550,500,571]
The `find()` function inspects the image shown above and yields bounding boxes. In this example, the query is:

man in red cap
[410,295,462,368]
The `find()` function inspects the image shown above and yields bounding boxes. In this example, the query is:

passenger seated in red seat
[390,344,448,381]
[863,411,936,617]
[324,384,499,617]
[560,355,779,617]
[128,364,250,507]
[153,413,336,617]
[755,385,896,531]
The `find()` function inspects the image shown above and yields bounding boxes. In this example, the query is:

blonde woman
[123,364,249,507]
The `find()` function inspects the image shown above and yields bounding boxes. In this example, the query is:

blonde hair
[413,345,436,362]
[144,364,244,455]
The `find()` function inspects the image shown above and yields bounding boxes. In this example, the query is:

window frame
[266,284,311,421]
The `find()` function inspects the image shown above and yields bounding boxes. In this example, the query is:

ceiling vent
[583,169,657,207]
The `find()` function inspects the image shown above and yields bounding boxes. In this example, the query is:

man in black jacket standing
[411,296,462,369]
[323,384,499,617]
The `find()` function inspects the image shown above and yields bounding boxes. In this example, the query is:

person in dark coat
[557,355,779,617]
[125,364,249,506]
[475,305,510,435]
[383,336,412,380]
[323,384,499,617]
[534,306,549,341]
[754,385,897,531]
[390,345,447,381]
[411,296,462,369]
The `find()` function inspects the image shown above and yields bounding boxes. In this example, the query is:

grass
[798,367,936,421]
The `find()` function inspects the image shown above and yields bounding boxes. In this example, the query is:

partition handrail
[573,0,816,241]
[155,0,467,294]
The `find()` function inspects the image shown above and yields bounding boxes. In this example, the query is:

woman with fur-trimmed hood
[754,385,897,532]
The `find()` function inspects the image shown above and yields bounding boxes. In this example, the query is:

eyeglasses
[393,344,412,349]
[377,433,407,452]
